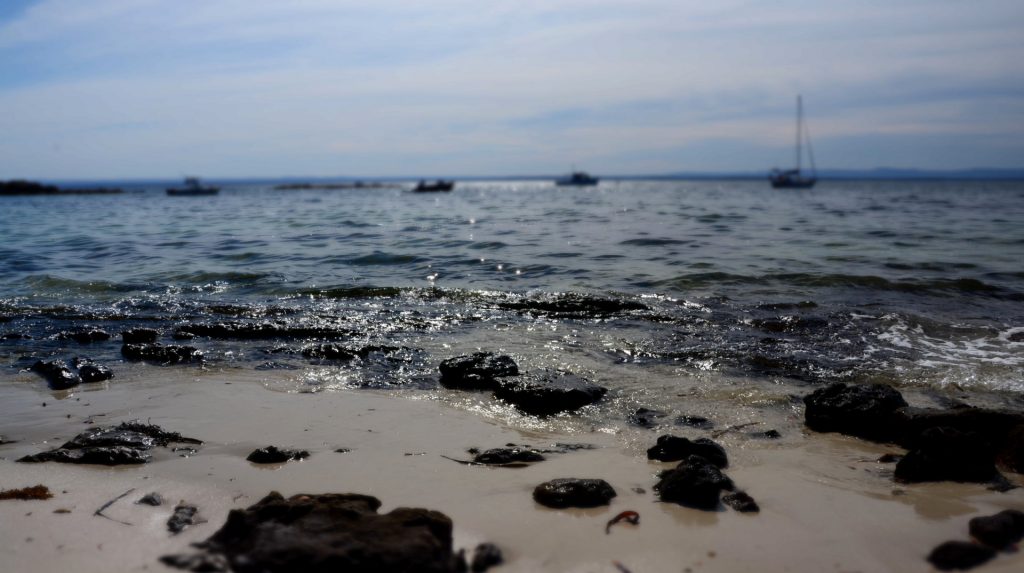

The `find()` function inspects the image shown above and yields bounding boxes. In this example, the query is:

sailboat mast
[795,95,803,172]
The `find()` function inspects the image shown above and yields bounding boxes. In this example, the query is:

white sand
[1,366,1022,572]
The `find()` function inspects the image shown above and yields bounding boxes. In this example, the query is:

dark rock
[59,329,111,344]
[18,446,150,465]
[246,446,310,464]
[73,357,114,383]
[16,421,199,466]
[877,453,903,463]
[472,447,544,465]
[926,541,996,571]
[2,332,32,340]
[898,407,1024,449]
[722,491,760,513]
[161,492,465,573]
[493,371,606,416]
[122,328,159,343]
[301,344,358,361]
[749,429,781,439]
[30,360,81,390]
[137,492,164,506]
[159,553,229,572]
[968,509,1024,550]
[894,427,1000,484]
[646,435,728,468]
[0,180,60,195]
[439,352,519,391]
[533,478,617,508]
[627,407,667,429]
[470,542,503,572]
[498,293,647,318]
[121,343,203,364]
[675,415,714,429]
[803,383,908,442]
[168,504,200,534]
[654,455,734,510]
[996,424,1024,473]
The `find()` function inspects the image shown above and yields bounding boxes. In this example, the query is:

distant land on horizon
[28,167,1024,188]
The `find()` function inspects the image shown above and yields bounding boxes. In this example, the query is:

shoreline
[1,367,1021,572]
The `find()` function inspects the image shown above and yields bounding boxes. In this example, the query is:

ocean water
[2,179,1023,424]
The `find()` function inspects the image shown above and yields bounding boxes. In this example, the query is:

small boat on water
[769,95,817,189]
[555,171,599,187]
[167,177,220,196]
[412,180,454,193]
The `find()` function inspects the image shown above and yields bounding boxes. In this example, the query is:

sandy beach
[2,365,1021,573]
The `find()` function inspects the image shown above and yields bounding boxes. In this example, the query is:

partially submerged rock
[628,407,668,429]
[122,343,203,364]
[73,357,114,383]
[493,371,606,416]
[676,415,714,429]
[17,421,200,466]
[122,328,159,343]
[161,492,466,573]
[30,360,81,390]
[439,352,519,391]
[246,446,309,464]
[533,478,617,508]
[470,542,504,573]
[498,293,648,318]
[301,343,358,361]
[654,455,734,510]
[137,492,164,506]
[174,322,353,341]
[58,329,110,344]
[646,435,728,468]
[803,383,908,443]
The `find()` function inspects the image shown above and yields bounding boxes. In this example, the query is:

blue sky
[1,0,1022,179]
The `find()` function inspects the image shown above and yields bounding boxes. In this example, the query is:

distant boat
[412,180,454,192]
[555,171,599,187]
[167,177,220,196]
[770,96,817,189]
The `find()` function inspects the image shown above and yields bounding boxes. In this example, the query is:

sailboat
[769,95,817,189]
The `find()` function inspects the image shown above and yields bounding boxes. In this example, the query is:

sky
[0,0,1022,179]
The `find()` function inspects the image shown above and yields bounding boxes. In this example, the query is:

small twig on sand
[711,421,760,439]
[94,488,135,526]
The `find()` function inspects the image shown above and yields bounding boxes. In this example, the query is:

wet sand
[1,367,1022,573]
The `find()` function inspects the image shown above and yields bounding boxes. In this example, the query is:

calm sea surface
[2,179,1023,417]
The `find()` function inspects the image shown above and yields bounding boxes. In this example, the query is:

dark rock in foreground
[926,541,995,571]
[439,352,519,391]
[654,455,735,510]
[647,435,728,468]
[122,343,203,364]
[472,447,544,465]
[894,427,999,484]
[996,424,1024,473]
[968,509,1024,550]
[493,371,606,416]
[803,383,908,443]
[533,478,617,508]
[246,446,310,464]
[122,328,160,343]
[161,492,466,573]
[30,360,81,390]
[17,421,200,466]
